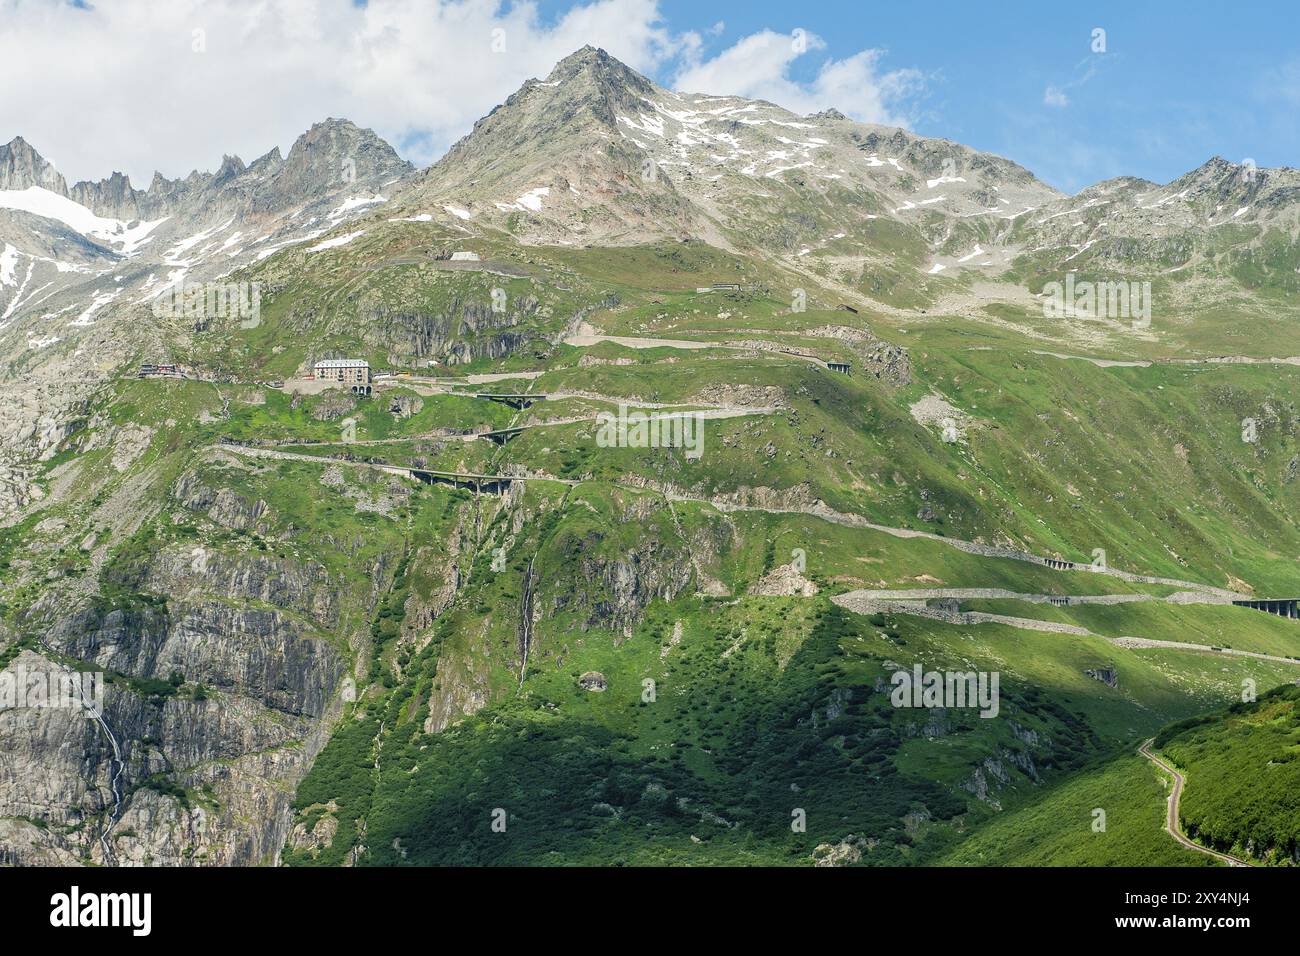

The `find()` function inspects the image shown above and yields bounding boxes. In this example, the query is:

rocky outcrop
[805,326,911,385]
[749,562,819,597]
[1084,665,1119,689]
[388,394,424,419]
[0,137,68,193]
[542,503,699,638]
[812,838,865,866]
[174,471,269,533]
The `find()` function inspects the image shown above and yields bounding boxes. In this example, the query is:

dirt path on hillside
[1030,350,1153,368]
[1137,739,1253,867]
[831,591,1300,666]
[838,587,1229,606]
[563,323,831,369]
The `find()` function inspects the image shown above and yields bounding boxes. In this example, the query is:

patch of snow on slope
[765,162,813,178]
[1063,238,1097,262]
[307,231,364,253]
[516,187,549,211]
[774,136,824,149]
[1145,188,1190,209]
[496,188,550,213]
[618,114,665,138]
[33,256,87,274]
[164,219,233,267]
[0,244,18,287]
[250,228,328,263]
[649,101,706,126]
[70,289,122,326]
[443,205,473,220]
[893,196,946,214]
[12,282,56,322]
[112,217,169,255]
[0,261,32,324]
[329,195,387,219]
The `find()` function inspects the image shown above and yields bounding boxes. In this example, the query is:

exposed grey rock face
[69,172,145,222]
[388,394,423,419]
[266,119,409,211]
[0,136,68,192]
[360,295,541,362]
[3,120,410,224]
[813,836,869,866]
[749,562,819,597]
[0,650,328,866]
[563,530,693,639]
[1,536,353,864]
[0,428,386,865]
[1084,666,1120,688]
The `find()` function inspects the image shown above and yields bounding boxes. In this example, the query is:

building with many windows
[313,359,371,395]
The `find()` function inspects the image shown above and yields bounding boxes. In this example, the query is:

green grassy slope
[1152,684,1300,865]
[938,752,1214,866]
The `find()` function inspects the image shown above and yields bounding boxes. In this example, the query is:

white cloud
[672,29,923,126]
[1043,56,1106,111]
[1043,85,1070,108]
[0,0,688,186]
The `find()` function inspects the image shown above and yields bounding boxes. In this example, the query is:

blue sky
[4,0,1296,193]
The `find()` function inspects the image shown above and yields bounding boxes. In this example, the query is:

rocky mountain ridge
[1,119,412,223]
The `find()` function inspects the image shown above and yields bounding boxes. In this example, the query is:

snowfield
[0,186,167,254]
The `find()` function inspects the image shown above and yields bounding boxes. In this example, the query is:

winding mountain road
[1137,739,1253,867]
